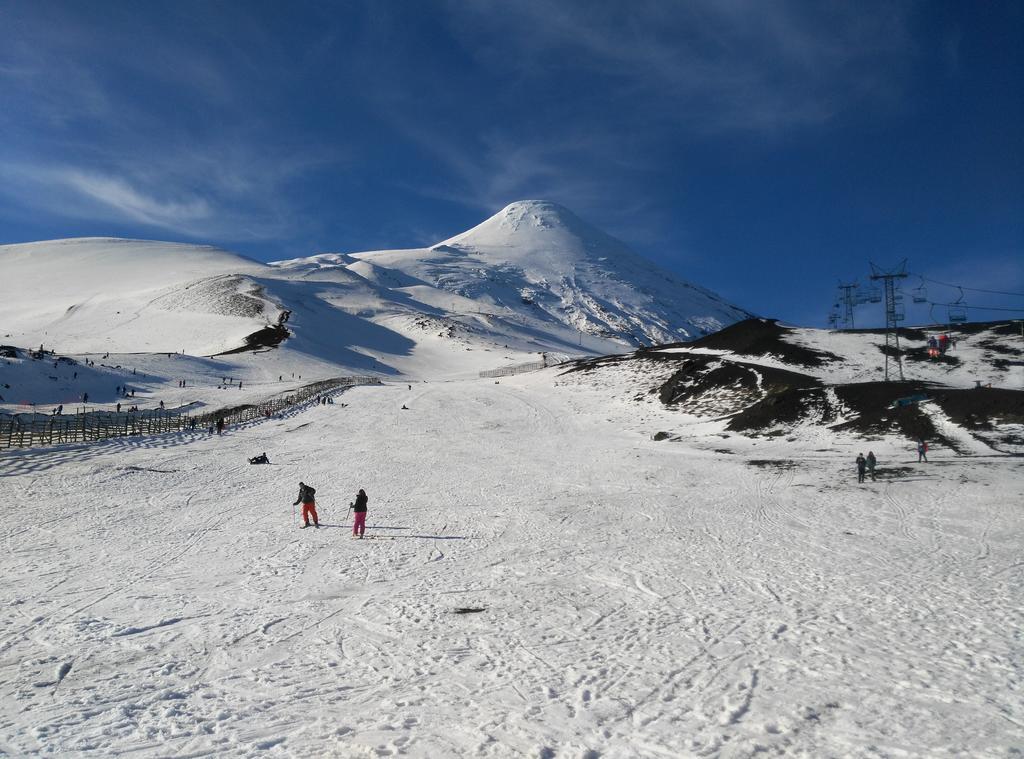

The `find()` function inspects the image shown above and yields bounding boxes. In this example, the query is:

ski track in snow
[0,377,1022,757]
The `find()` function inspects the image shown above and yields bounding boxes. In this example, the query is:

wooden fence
[0,376,380,450]
[479,354,566,378]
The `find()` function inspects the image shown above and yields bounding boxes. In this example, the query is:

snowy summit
[352,200,750,346]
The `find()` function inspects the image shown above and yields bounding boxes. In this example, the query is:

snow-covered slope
[1,371,1020,756]
[562,318,1024,454]
[350,201,751,346]
[0,238,272,356]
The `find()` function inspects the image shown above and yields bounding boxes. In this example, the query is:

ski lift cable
[910,274,1024,298]
[924,301,1024,313]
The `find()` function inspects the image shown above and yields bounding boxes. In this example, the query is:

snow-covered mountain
[1,202,751,379]
[350,200,751,346]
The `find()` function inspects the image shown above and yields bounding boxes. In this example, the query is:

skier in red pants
[294,482,319,528]
[352,489,368,538]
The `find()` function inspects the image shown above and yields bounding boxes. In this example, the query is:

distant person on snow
[866,451,877,481]
[856,453,867,483]
[352,488,368,538]
[917,439,928,462]
[249,452,269,465]
[294,482,319,528]
[216,417,225,435]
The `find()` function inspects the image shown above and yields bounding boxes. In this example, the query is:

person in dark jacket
[917,439,928,462]
[866,451,877,481]
[352,488,368,538]
[249,452,269,465]
[856,453,867,483]
[294,482,319,528]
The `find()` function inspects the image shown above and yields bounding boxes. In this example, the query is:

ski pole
[346,502,353,524]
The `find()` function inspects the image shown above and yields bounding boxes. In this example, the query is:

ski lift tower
[870,260,909,381]
[836,282,860,329]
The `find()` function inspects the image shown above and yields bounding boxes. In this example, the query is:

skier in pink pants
[352,488,368,538]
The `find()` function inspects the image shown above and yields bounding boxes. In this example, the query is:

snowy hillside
[1,365,1021,756]
[1,204,752,387]
[0,238,272,356]
[562,318,1024,455]
[349,201,751,347]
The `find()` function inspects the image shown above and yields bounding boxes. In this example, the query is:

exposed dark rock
[216,324,290,356]
[684,318,842,367]
[829,381,943,445]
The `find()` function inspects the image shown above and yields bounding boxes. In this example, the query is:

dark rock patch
[931,387,1024,430]
[684,318,842,367]
[659,357,758,405]
[830,381,943,446]
[216,324,290,356]
[844,325,928,341]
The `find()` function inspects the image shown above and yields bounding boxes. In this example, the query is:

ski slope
[1,372,1020,757]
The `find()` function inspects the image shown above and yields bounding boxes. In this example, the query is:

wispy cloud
[59,170,212,227]
[444,0,913,133]
[0,138,341,242]
[354,1,917,248]
[0,3,340,242]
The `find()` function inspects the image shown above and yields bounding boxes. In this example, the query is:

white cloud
[444,0,913,132]
[59,170,211,227]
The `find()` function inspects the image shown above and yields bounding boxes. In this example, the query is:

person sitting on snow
[249,452,270,465]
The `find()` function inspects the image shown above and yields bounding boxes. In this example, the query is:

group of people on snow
[293,482,369,538]
[855,439,929,481]
[855,451,877,483]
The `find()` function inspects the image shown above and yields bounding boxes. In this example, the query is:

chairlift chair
[865,287,882,303]
[948,286,967,323]
[948,305,967,323]
[911,277,928,304]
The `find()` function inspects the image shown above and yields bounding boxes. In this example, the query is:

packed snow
[1,369,1021,756]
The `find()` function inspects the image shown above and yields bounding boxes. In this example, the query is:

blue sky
[1,1,1021,327]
